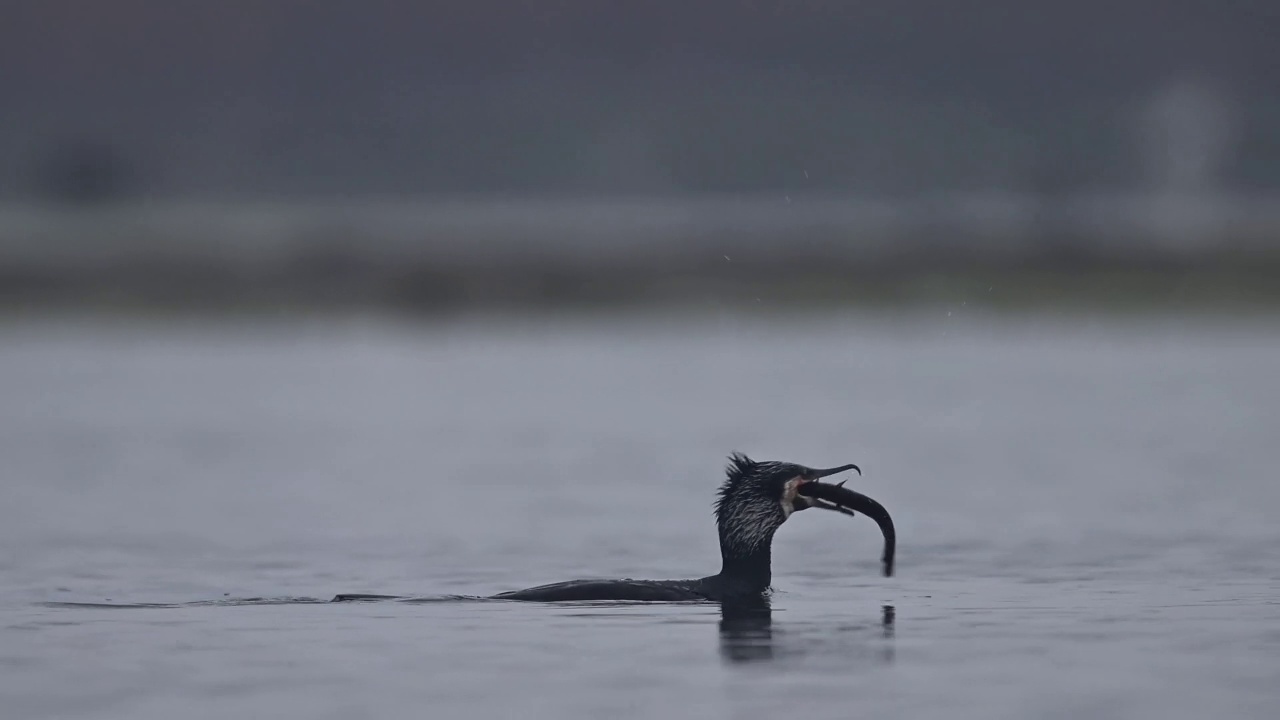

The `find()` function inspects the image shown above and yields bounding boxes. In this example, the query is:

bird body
[490,578,712,602]
[487,453,895,602]
[333,453,893,604]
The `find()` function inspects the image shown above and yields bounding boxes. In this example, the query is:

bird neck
[716,530,775,594]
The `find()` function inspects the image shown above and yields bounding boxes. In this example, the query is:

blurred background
[1,0,1277,310]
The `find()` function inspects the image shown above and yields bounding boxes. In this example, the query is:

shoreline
[2,195,1277,315]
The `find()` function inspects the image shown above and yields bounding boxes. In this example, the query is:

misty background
[1,1,1277,310]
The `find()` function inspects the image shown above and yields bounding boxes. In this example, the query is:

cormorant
[487,452,896,602]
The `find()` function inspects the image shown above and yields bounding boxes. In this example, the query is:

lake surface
[2,309,1278,719]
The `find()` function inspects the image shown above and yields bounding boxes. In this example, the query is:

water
[2,309,1278,719]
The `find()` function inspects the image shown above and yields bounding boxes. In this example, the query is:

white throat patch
[780,478,804,519]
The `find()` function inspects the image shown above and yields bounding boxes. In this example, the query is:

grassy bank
[1,196,1277,317]
[2,265,1278,320]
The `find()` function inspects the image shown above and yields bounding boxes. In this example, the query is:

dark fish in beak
[796,478,896,577]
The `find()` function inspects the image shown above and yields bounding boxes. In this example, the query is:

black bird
[487,453,896,602]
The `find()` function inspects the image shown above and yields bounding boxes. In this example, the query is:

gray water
[2,310,1278,719]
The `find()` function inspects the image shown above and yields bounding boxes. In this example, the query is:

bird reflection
[718,597,777,663]
[718,600,896,665]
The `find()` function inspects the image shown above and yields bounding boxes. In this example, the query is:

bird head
[714,452,896,576]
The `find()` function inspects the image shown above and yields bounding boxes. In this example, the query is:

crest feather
[715,452,757,518]
[714,452,792,551]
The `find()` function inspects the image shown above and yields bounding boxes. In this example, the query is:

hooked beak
[791,464,860,511]
[802,464,861,481]
[794,469,896,577]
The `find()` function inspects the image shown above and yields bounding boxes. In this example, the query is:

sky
[2,1,1275,198]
